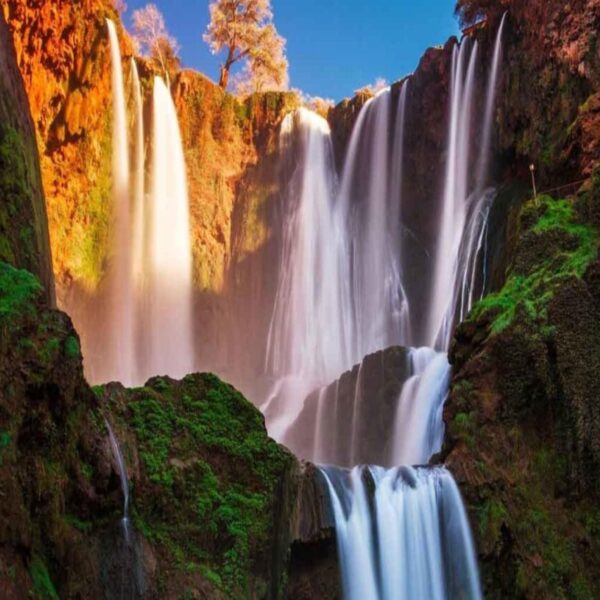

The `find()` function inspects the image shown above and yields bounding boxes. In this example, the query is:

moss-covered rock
[0,10,54,304]
[98,374,298,599]
[444,190,600,598]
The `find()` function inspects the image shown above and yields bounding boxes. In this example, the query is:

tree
[204,0,289,92]
[132,4,181,83]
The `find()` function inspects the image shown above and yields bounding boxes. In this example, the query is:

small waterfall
[105,19,134,385]
[391,348,451,465]
[143,76,194,381]
[427,38,480,351]
[476,13,507,191]
[266,109,350,382]
[321,465,482,600]
[105,419,130,543]
[338,88,409,358]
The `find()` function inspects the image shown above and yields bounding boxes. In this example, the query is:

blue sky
[123,0,460,101]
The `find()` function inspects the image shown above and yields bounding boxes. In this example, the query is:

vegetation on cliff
[100,374,296,598]
[445,185,600,599]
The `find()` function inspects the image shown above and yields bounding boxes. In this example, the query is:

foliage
[0,262,42,322]
[64,335,81,359]
[29,556,59,600]
[204,0,288,92]
[0,125,29,265]
[132,4,181,82]
[122,373,293,596]
[471,195,598,334]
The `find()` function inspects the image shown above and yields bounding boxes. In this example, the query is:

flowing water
[105,419,131,544]
[321,466,482,600]
[142,76,194,381]
[89,28,194,385]
[105,19,134,385]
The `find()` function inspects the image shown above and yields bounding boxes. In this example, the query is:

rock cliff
[0,9,53,303]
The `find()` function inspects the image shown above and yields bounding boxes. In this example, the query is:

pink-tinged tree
[132,4,181,82]
[204,0,289,92]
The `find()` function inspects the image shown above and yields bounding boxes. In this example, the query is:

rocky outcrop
[443,184,600,598]
[286,347,412,466]
[0,10,53,303]
[0,253,313,599]
[287,463,340,600]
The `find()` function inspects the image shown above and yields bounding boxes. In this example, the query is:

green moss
[479,497,509,546]
[0,430,10,449]
[124,373,292,597]
[40,337,61,363]
[0,126,29,265]
[80,462,93,481]
[64,335,80,359]
[471,195,598,334]
[29,556,59,600]
[0,430,10,465]
[65,514,93,533]
[0,262,42,322]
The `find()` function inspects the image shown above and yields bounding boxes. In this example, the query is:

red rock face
[2,0,132,290]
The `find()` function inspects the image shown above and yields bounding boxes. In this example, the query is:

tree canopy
[204,0,289,93]
[132,3,181,83]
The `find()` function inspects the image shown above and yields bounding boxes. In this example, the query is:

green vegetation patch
[124,373,293,597]
[64,335,81,360]
[471,195,598,334]
[29,556,59,600]
[0,261,42,323]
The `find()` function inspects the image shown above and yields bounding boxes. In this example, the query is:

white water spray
[105,19,134,385]
[130,58,145,296]
[338,88,410,358]
[428,39,480,351]
[143,76,194,381]
[321,465,482,600]
[264,108,352,439]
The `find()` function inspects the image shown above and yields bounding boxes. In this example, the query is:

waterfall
[391,348,451,465]
[263,108,352,439]
[476,13,507,191]
[338,88,410,358]
[142,76,194,381]
[105,419,130,543]
[275,20,506,599]
[427,38,480,351]
[321,465,482,600]
[130,58,145,302]
[266,109,350,382]
[105,19,134,385]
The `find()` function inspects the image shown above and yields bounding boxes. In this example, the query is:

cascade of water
[338,88,409,359]
[130,58,145,302]
[321,465,482,600]
[105,19,134,385]
[476,13,507,192]
[142,76,194,381]
[264,108,351,439]
[391,348,451,465]
[105,419,130,543]
[266,109,350,381]
[427,39,479,351]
